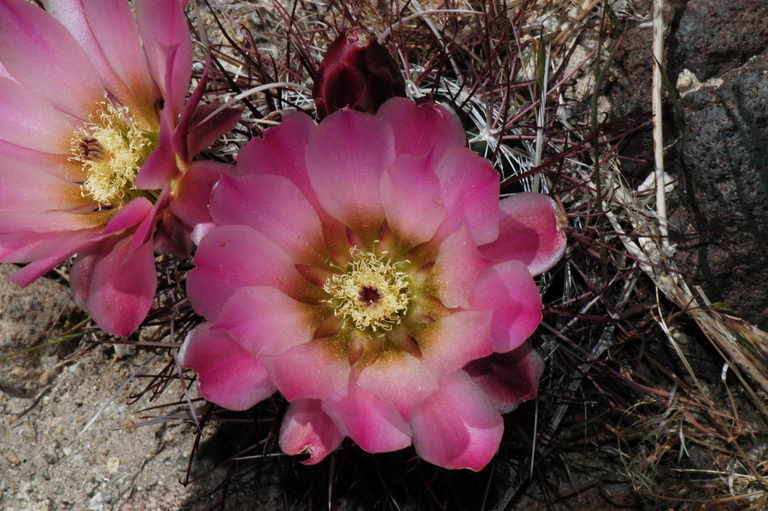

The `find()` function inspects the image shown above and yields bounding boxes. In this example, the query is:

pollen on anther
[69,98,158,206]
[323,248,410,332]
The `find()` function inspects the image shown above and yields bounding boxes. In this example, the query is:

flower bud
[313,30,406,116]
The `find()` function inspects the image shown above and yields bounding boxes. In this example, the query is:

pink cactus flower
[0,0,240,336]
[179,97,566,470]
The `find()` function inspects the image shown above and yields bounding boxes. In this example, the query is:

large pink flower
[179,97,566,470]
[0,0,240,336]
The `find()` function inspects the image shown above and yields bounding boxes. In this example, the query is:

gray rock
[670,51,768,327]
[671,0,768,81]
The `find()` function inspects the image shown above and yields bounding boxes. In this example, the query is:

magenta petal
[410,371,503,471]
[465,343,544,413]
[356,352,439,418]
[280,399,344,465]
[179,323,275,411]
[434,147,500,245]
[480,193,567,276]
[0,78,75,153]
[0,0,102,118]
[380,153,446,246]
[186,104,242,157]
[471,261,542,353]
[135,0,192,120]
[433,226,490,309]
[261,341,350,401]
[170,160,230,228]
[70,233,156,337]
[213,286,316,357]
[210,173,323,261]
[419,310,493,376]
[306,109,394,231]
[323,384,412,453]
[378,98,466,159]
[187,225,305,321]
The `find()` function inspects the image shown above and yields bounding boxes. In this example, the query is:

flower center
[323,248,410,332]
[69,98,158,207]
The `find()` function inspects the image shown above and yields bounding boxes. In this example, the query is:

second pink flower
[180,97,566,470]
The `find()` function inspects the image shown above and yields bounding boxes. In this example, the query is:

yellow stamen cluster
[324,248,411,332]
[69,99,157,206]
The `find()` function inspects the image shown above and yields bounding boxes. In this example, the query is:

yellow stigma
[69,99,158,206]
[324,248,411,332]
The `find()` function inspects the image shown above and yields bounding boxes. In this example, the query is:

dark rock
[670,51,768,327]
[671,0,768,81]
[605,23,655,185]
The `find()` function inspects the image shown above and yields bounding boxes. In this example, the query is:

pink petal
[135,110,178,189]
[6,229,97,287]
[306,109,394,231]
[377,97,466,159]
[170,160,230,228]
[380,153,446,247]
[187,225,307,321]
[131,186,169,249]
[70,233,156,337]
[480,193,566,276]
[0,139,84,181]
[186,224,309,321]
[470,261,542,353]
[45,0,159,126]
[0,229,94,263]
[434,147,500,245]
[323,384,412,453]
[465,343,544,413]
[261,340,350,401]
[0,209,107,233]
[213,286,317,357]
[0,78,76,154]
[410,370,503,471]
[0,154,89,212]
[0,0,102,118]
[210,173,324,262]
[280,399,344,465]
[433,226,490,309]
[236,112,319,206]
[171,63,208,162]
[134,0,192,120]
[178,323,275,411]
[418,310,493,376]
[355,350,439,418]
[191,222,215,245]
[101,197,154,235]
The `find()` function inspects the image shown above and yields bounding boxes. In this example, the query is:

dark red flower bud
[313,30,406,117]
